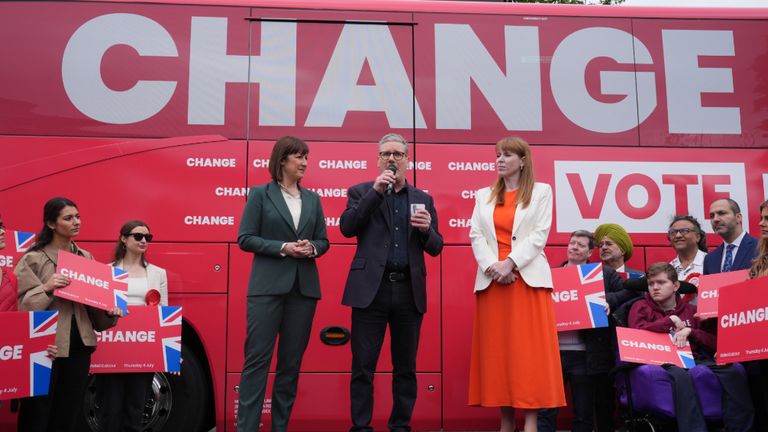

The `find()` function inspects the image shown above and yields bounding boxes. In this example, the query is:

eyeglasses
[379,151,406,161]
[130,233,154,242]
[668,228,695,238]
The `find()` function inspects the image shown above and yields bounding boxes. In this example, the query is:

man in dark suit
[340,133,443,432]
[702,198,764,429]
[703,198,757,275]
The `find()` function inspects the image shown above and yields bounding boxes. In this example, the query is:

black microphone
[386,164,397,195]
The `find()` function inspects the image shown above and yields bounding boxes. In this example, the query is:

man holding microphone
[340,133,443,432]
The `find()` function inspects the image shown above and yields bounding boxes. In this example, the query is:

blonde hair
[750,200,768,279]
[488,136,534,208]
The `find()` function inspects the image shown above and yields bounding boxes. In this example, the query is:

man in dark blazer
[703,198,757,275]
[340,133,443,432]
[702,198,764,430]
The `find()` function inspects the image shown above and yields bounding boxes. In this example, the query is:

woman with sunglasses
[97,220,168,432]
[15,197,123,432]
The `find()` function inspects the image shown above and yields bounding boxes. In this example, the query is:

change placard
[717,276,768,364]
[90,305,182,373]
[54,250,128,315]
[551,263,608,331]
[617,326,695,368]
[0,310,57,398]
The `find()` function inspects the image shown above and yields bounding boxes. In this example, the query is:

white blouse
[126,277,150,306]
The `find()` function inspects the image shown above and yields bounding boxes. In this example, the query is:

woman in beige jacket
[15,197,122,432]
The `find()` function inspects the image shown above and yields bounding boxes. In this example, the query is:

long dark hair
[113,220,149,267]
[28,197,78,253]
[750,200,768,279]
[669,214,707,252]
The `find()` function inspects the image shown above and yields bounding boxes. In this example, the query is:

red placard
[91,305,182,373]
[696,270,749,319]
[551,263,609,331]
[0,229,36,270]
[0,310,57,398]
[617,327,696,368]
[54,251,128,314]
[717,276,768,364]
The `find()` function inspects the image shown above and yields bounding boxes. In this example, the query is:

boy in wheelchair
[627,262,753,432]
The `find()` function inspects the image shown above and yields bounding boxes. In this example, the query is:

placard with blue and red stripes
[0,310,58,398]
[550,262,609,331]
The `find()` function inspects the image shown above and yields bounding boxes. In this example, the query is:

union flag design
[578,262,603,285]
[551,263,608,331]
[160,306,182,327]
[29,310,58,339]
[111,266,129,284]
[13,230,36,253]
[114,290,128,315]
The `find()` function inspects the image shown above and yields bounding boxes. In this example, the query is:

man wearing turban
[594,223,642,275]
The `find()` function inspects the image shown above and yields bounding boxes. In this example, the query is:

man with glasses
[340,133,443,432]
[667,215,708,303]
[703,198,757,275]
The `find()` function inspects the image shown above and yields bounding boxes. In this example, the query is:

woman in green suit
[236,136,330,432]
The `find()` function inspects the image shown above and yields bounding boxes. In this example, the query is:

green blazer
[238,181,330,298]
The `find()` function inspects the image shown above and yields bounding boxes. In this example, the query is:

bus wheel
[81,346,208,431]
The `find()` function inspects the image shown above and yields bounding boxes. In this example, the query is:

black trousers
[538,351,594,432]
[705,362,754,432]
[97,372,154,432]
[18,320,93,432]
[236,284,317,432]
[745,360,768,431]
[350,278,423,432]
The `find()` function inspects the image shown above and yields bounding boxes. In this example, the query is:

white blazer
[112,262,169,306]
[147,263,169,306]
[469,182,553,292]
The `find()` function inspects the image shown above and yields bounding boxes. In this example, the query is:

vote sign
[696,270,749,320]
[717,276,768,365]
[90,305,182,373]
[0,310,57,398]
[551,263,608,331]
[617,327,695,369]
[54,251,128,315]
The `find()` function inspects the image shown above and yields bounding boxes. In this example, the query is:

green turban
[594,223,633,261]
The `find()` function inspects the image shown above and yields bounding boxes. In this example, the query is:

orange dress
[468,191,565,408]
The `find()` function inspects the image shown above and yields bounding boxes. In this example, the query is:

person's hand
[46,344,58,360]
[604,303,611,315]
[669,315,686,331]
[293,239,315,258]
[673,327,692,348]
[373,169,396,194]
[107,307,124,317]
[497,272,517,285]
[410,209,431,233]
[282,241,313,258]
[487,259,516,283]
[43,273,70,293]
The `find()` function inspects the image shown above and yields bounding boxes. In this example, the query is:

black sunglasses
[129,233,153,242]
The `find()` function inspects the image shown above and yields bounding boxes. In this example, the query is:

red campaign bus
[1,0,767,430]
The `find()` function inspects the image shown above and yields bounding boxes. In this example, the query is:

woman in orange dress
[468,137,565,432]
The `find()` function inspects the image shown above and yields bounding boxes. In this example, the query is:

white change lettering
[189,19,296,126]
[0,345,22,361]
[184,215,235,225]
[448,161,495,171]
[720,306,768,328]
[215,187,248,197]
[62,14,178,124]
[186,158,237,168]
[98,331,157,343]
[318,160,367,170]
[621,340,672,352]
[59,268,110,289]
[449,218,471,228]
[308,188,347,198]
